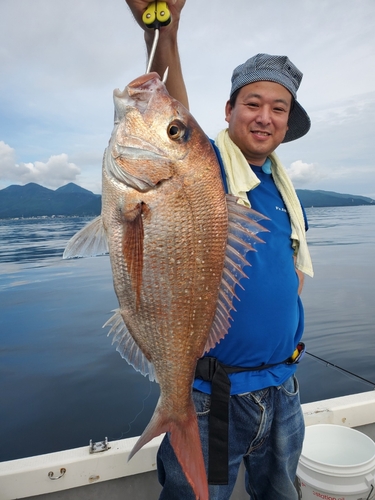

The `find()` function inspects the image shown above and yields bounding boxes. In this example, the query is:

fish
[63,72,268,500]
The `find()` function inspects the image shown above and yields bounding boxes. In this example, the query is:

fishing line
[111,378,155,441]
[306,351,375,389]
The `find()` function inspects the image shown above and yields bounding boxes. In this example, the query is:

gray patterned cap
[230,53,311,143]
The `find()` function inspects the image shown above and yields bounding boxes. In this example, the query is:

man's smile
[251,130,272,138]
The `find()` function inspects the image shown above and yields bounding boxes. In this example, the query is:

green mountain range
[296,189,374,208]
[0,183,373,219]
[0,183,101,219]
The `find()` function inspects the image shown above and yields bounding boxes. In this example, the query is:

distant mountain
[0,182,101,219]
[0,183,374,219]
[296,189,375,208]
[55,182,95,195]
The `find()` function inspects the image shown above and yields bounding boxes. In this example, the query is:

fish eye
[167,120,186,141]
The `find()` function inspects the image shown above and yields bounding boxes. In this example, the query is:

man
[125,1,314,498]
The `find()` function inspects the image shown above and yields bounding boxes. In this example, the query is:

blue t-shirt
[193,145,305,395]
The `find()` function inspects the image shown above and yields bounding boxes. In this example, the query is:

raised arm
[125,0,189,109]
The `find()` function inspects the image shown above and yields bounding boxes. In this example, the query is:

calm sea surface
[1,206,375,462]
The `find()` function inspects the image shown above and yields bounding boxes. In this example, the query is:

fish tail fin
[127,405,169,461]
[169,410,209,500]
[128,404,208,500]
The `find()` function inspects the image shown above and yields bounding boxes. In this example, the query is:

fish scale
[63,72,269,500]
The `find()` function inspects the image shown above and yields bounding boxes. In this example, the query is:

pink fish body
[64,73,267,500]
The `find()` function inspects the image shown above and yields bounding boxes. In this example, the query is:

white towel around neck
[215,128,313,277]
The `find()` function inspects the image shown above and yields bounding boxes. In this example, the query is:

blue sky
[1,0,375,197]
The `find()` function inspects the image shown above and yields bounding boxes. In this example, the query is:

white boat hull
[1,391,375,500]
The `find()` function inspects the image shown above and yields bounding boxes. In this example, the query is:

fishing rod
[306,351,375,388]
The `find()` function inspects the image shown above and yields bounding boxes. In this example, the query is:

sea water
[0,206,374,462]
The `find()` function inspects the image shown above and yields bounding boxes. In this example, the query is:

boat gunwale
[1,391,375,499]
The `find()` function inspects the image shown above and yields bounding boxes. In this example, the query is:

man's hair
[228,88,240,109]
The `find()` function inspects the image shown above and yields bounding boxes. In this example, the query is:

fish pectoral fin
[103,309,157,382]
[122,202,149,306]
[63,216,109,259]
[204,196,269,353]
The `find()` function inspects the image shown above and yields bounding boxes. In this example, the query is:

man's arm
[293,256,305,295]
[296,268,305,295]
[125,0,189,109]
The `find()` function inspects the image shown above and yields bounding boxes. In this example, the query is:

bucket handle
[365,478,375,500]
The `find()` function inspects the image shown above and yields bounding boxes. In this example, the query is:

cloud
[1,0,375,198]
[0,141,80,189]
[0,141,15,173]
[285,160,323,187]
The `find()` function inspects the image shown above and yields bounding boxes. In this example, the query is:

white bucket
[297,424,375,500]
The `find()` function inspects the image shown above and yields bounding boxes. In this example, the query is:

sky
[1,0,374,197]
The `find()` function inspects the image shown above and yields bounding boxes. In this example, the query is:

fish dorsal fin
[203,195,269,353]
[63,216,109,259]
[104,309,158,382]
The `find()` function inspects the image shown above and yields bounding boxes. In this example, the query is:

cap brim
[283,101,311,143]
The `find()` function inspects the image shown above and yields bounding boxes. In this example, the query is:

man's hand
[124,0,189,108]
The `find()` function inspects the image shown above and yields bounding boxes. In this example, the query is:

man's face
[225,81,292,165]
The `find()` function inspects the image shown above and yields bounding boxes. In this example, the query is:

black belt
[194,343,305,485]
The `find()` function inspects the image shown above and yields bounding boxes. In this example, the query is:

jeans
[157,375,304,500]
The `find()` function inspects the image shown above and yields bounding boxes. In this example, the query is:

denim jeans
[157,374,304,500]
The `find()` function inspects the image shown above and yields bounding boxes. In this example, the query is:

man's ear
[225,100,232,124]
